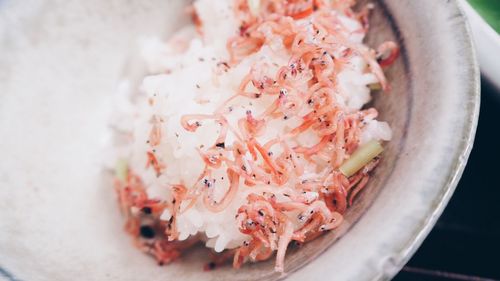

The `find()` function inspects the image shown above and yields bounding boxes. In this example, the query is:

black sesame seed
[139,225,155,239]
[141,207,152,214]
[215,142,225,148]
[207,262,216,270]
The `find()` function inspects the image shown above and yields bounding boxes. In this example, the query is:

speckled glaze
[0,1,479,281]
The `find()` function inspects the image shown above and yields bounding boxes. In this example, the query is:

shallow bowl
[0,0,479,280]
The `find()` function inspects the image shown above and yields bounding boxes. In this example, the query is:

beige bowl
[0,0,479,280]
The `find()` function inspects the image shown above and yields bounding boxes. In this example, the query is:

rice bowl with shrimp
[110,0,398,273]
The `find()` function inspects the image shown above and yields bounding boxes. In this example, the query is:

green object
[248,0,260,16]
[368,83,382,91]
[468,0,500,33]
[339,140,384,177]
[115,159,129,182]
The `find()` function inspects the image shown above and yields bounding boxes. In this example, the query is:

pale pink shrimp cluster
[114,0,398,273]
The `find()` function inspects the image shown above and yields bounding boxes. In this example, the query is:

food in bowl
[111,0,398,272]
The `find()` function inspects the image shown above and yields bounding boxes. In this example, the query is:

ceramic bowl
[0,0,479,280]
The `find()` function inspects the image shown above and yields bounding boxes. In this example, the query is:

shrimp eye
[139,225,155,239]
[141,207,152,214]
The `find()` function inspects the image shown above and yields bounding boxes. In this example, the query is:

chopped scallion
[248,0,260,16]
[115,159,129,182]
[339,140,383,177]
[368,82,382,91]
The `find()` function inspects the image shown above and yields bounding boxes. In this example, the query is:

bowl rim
[373,1,481,279]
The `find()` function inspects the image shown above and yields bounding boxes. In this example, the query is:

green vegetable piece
[339,140,383,177]
[368,83,382,91]
[248,0,260,16]
[115,159,129,182]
